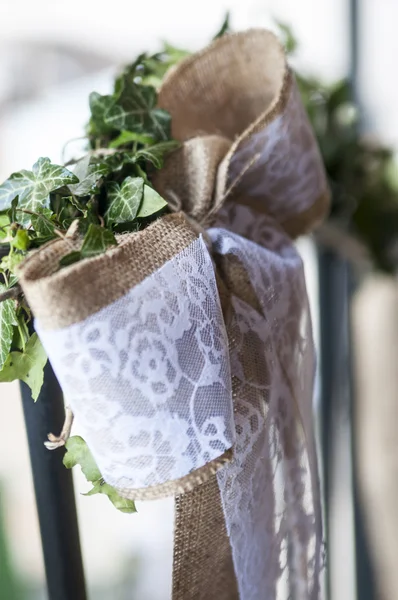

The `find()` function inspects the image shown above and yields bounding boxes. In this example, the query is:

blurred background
[0,1,397,599]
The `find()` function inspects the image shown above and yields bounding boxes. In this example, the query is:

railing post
[318,252,376,600]
[318,249,353,599]
[348,0,377,597]
[20,360,87,600]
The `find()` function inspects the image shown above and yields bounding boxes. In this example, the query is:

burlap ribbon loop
[154,29,330,235]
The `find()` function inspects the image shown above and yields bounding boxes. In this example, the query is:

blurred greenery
[0,476,141,599]
[279,24,398,273]
[0,483,22,600]
[0,479,142,600]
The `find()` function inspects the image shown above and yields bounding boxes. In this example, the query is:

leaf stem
[16,208,66,239]
[0,285,22,303]
[61,136,89,165]
[44,406,74,450]
[64,148,118,167]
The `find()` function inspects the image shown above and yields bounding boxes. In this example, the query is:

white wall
[0,0,348,78]
[358,0,398,146]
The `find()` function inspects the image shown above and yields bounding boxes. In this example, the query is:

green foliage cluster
[0,49,182,399]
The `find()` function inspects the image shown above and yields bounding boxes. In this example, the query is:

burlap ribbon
[155,29,329,236]
[19,30,329,600]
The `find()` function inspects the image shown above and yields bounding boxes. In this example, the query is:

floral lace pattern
[210,203,323,600]
[36,236,235,489]
[228,77,328,223]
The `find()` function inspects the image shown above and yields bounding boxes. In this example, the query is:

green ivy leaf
[88,92,115,135]
[109,130,155,149]
[0,214,10,242]
[0,284,17,370]
[59,251,82,267]
[104,79,171,140]
[67,195,86,214]
[64,436,136,514]
[56,201,77,230]
[96,152,126,173]
[69,155,110,196]
[213,12,231,39]
[0,333,47,400]
[105,177,144,225]
[161,42,191,63]
[276,21,298,55]
[12,229,30,251]
[137,185,167,218]
[6,197,18,226]
[63,436,101,481]
[12,312,30,351]
[1,252,25,275]
[31,208,56,237]
[85,481,137,513]
[143,46,190,87]
[0,158,78,224]
[80,224,117,258]
[135,140,180,169]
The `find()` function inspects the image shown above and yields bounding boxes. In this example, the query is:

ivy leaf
[0,284,17,370]
[135,140,180,169]
[63,436,101,481]
[104,79,171,140]
[69,155,110,196]
[12,312,30,351]
[136,45,190,88]
[105,177,144,225]
[0,158,78,224]
[59,251,82,267]
[0,214,10,242]
[64,436,136,514]
[0,333,47,400]
[57,203,76,230]
[88,92,115,135]
[1,252,25,275]
[79,198,100,226]
[213,12,231,39]
[12,229,30,251]
[96,152,126,173]
[276,21,298,55]
[161,42,191,63]
[137,185,167,219]
[31,208,56,237]
[85,481,137,513]
[109,130,155,149]
[68,195,86,214]
[7,275,19,289]
[80,224,117,258]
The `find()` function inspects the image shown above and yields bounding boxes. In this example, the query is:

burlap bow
[19,30,329,600]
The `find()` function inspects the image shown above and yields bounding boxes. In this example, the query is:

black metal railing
[20,365,87,600]
[317,0,377,597]
[318,249,376,599]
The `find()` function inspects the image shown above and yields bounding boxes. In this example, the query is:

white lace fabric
[228,76,327,224]
[211,204,322,600]
[36,236,235,489]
